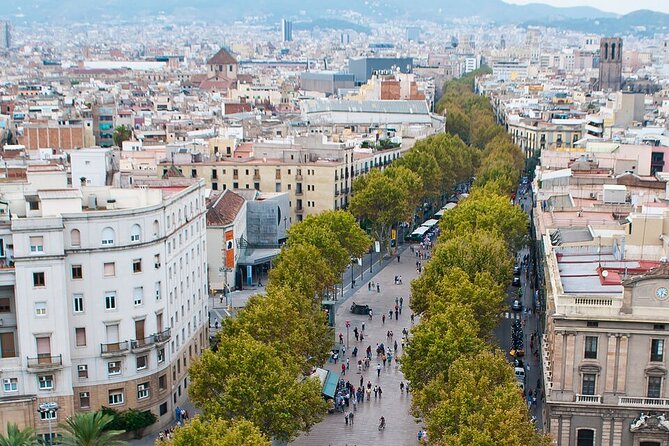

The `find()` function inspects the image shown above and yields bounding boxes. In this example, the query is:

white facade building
[0,175,208,439]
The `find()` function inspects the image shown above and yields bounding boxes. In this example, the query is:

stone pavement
[291,247,423,446]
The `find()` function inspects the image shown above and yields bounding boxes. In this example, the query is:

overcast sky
[506,0,669,14]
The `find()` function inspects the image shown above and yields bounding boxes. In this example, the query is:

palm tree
[58,412,125,446]
[0,423,39,446]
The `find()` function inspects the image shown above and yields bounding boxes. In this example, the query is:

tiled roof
[207,48,238,66]
[207,190,245,227]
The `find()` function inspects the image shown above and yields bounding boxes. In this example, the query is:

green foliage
[188,334,327,442]
[112,125,132,147]
[413,351,551,446]
[268,243,335,298]
[221,285,332,373]
[99,407,155,435]
[156,417,270,446]
[401,305,485,389]
[440,188,527,252]
[0,423,39,446]
[394,149,441,203]
[286,210,370,275]
[58,412,126,446]
[410,267,504,338]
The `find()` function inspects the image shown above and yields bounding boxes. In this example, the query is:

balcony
[295,190,303,196]
[101,341,130,356]
[619,396,669,408]
[335,190,340,197]
[154,328,171,344]
[27,354,63,371]
[575,394,601,404]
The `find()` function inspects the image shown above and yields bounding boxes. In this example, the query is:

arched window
[130,224,141,243]
[153,220,160,238]
[603,43,608,60]
[101,227,115,246]
[611,43,616,60]
[576,429,594,446]
[70,229,81,247]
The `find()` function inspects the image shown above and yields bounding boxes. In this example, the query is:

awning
[237,248,281,266]
[322,371,339,399]
[421,219,438,228]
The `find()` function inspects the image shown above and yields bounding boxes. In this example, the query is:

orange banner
[225,230,234,268]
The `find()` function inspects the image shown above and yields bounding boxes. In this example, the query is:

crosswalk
[501,311,522,320]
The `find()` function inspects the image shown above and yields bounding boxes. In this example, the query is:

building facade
[599,37,623,92]
[0,180,208,439]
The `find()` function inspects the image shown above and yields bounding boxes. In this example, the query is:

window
[70,229,81,246]
[130,224,141,243]
[104,262,116,277]
[3,378,17,392]
[105,291,116,310]
[107,361,121,375]
[132,259,142,273]
[576,429,595,446]
[33,272,45,287]
[79,392,90,408]
[160,402,168,416]
[582,373,596,395]
[71,265,83,279]
[155,282,162,300]
[154,254,161,269]
[108,389,124,405]
[159,374,167,391]
[0,298,9,312]
[133,287,143,306]
[77,364,88,379]
[586,321,599,327]
[652,339,665,362]
[75,328,86,347]
[648,376,663,398]
[39,409,57,421]
[157,348,165,364]
[73,294,84,313]
[34,302,47,317]
[584,336,598,359]
[137,382,150,399]
[136,355,147,370]
[101,227,115,246]
[29,236,44,253]
[38,375,54,390]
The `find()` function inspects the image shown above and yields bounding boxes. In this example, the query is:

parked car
[512,277,521,287]
[513,266,521,276]
[350,303,371,315]
[511,299,523,312]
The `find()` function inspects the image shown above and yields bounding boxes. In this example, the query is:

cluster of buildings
[0,16,448,438]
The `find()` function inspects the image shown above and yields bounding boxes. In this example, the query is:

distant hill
[523,9,669,36]
[0,0,619,24]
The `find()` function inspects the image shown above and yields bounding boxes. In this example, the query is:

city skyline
[507,0,669,14]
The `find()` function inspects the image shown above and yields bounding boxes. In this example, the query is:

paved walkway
[292,247,422,446]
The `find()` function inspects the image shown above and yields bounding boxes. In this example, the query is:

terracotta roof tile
[207,48,238,66]
[206,189,245,227]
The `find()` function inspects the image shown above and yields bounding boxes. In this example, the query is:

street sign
[375,241,380,253]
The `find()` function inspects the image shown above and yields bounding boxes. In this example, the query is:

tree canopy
[188,333,327,442]
[156,417,269,446]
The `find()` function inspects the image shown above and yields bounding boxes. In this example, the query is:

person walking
[373,385,379,398]
[344,412,349,426]
[377,363,382,377]
[361,322,365,332]
[388,309,393,320]
[341,363,346,375]
[382,314,386,324]
[378,386,383,398]
[377,283,380,293]
[368,282,372,291]
[360,375,364,387]
[368,309,373,320]
[400,381,405,393]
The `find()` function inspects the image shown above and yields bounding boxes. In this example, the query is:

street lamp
[38,402,59,445]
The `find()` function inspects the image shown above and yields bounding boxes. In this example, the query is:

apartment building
[534,153,669,446]
[0,174,208,439]
[160,139,407,222]
[507,118,583,158]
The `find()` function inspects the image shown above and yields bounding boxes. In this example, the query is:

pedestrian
[382,314,386,324]
[400,296,403,307]
[355,331,359,342]
[411,313,415,324]
[395,297,399,305]
[346,358,350,370]
[394,340,398,352]
[368,309,373,320]
[395,309,399,320]
[352,396,357,412]
[362,322,365,332]
[399,275,402,284]
[349,409,355,422]
[377,363,381,377]
[389,309,393,320]
[345,412,349,425]
[397,254,401,262]
[377,283,380,293]
[378,386,383,398]
[360,375,364,387]
[339,333,344,344]
[341,363,346,375]
[400,381,405,393]
[333,352,338,363]
[418,430,423,441]
[360,332,364,342]
[382,354,387,367]
[368,282,371,291]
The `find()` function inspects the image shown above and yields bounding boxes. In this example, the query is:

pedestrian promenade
[291,247,422,446]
